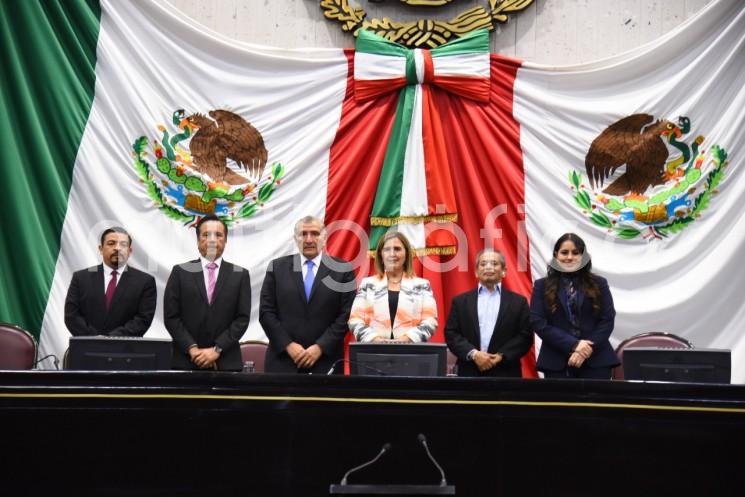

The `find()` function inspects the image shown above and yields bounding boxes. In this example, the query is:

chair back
[613,332,693,380]
[239,340,268,373]
[0,323,38,369]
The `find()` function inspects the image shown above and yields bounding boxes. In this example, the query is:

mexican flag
[2,0,351,367]
[2,0,744,381]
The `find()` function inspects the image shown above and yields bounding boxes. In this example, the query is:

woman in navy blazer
[530,233,618,379]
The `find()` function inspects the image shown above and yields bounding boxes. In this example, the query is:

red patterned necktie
[105,269,118,309]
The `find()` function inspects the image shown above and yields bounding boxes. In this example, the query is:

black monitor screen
[623,348,731,384]
[68,337,172,371]
[348,343,447,377]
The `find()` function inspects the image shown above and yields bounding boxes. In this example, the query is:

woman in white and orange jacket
[348,231,437,343]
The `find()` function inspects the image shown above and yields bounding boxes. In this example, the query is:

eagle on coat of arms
[184,109,268,185]
[568,113,728,240]
[132,109,284,227]
[585,114,694,197]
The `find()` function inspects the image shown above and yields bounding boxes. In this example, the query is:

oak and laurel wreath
[569,145,728,239]
[132,136,285,227]
[320,0,533,48]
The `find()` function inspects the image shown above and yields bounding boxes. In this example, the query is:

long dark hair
[544,233,601,315]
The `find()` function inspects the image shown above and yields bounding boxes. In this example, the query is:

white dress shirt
[102,263,127,293]
[199,256,222,293]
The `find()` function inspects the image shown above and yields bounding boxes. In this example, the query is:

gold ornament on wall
[320,0,535,48]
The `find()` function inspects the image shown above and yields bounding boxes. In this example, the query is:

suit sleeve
[64,272,99,336]
[108,274,157,337]
[404,280,437,343]
[496,294,533,362]
[214,268,251,351]
[164,266,198,354]
[444,296,476,360]
[348,281,383,343]
[259,262,294,353]
[586,277,616,346]
[315,267,356,355]
[530,280,578,355]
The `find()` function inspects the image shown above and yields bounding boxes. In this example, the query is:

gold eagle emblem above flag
[320,0,536,48]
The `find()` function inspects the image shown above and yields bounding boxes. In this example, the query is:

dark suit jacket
[445,286,533,377]
[64,265,156,337]
[259,253,355,374]
[164,259,251,371]
[530,275,618,372]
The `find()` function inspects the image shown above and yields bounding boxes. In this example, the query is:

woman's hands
[568,339,594,368]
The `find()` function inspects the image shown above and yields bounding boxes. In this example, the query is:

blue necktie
[304,260,315,301]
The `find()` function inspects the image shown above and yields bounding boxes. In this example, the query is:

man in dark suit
[64,227,156,337]
[260,216,355,374]
[445,249,533,377]
[164,215,251,371]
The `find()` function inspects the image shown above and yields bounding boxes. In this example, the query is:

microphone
[34,354,60,370]
[326,358,345,375]
[340,442,392,485]
[417,433,447,486]
[326,359,386,376]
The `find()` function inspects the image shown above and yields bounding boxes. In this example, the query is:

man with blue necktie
[260,216,355,374]
[445,249,533,377]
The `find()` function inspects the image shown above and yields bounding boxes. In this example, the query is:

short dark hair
[196,215,228,240]
[475,248,506,270]
[100,227,132,246]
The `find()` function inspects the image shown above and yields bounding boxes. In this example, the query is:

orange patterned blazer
[348,275,437,342]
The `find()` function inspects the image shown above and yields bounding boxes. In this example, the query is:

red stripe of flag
[325,50,536,377]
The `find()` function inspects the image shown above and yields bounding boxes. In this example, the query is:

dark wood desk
[1,372,744,497]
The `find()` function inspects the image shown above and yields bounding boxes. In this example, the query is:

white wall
[169,0,712,64]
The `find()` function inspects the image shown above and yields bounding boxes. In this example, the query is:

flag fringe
[367,245,456,257]
[370,213,457,226]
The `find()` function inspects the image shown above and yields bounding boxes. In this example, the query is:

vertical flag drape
[0,0,101,341]
[516,1,745,380]
[30,0,350,364]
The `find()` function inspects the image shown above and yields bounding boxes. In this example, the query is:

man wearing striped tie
[164,215,251,371]
[64,226,156,338]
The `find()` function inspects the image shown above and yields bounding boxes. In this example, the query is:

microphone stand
[417,434,447,487]
[326,359,387,376]
[329,435,455,495]
[339,443,391,485]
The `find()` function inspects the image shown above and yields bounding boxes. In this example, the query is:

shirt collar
[200,256,223,269]
[103,262,127,274]
[301,252,323,267]
[478,282,501,295]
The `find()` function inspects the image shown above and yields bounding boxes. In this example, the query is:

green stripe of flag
[369,85,416,249]
[431,29,489,57]
[0,0,101,339]
[355,29,408,57]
